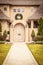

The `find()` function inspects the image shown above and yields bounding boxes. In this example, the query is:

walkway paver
[3,43,38,65]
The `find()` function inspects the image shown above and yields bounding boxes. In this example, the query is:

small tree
[37,18,43,35]
[31,30,35,41]
[0,23,2,35]
[3,30,7,41]
[0,23,7,41]
[0,23,2,32]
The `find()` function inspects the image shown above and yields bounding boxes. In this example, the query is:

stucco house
[0,0,43,42]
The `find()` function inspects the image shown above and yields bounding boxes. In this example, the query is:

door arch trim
[14,23,25,28]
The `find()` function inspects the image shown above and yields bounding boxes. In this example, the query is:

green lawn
[0,44,12,65]
[27,44,43,65]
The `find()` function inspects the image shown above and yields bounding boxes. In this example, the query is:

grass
[0,44,12,65]
[27,44,43,65]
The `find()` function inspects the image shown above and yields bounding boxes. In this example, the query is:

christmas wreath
[15,14,23,20]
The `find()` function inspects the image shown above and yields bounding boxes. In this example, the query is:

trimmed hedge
[35,36,43,41]
[0,41,5,44]
[0,35,6,41]
[35,41,43,44]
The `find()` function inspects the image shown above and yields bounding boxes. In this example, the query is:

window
[15,14,23,20]
[18,9,20,12]
[20,9,24,12]
[33,21,38,28]
[4,7,7,11]
[18,9,24,12]
[13,9,16,12]
[7,31,10,34]
[6,39,10,42]
[27,22,31,28]
[13,9,24,12]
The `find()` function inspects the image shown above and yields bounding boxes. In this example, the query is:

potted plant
[0,23,2,35]
[3,30,7,41]
[31,30,35,41]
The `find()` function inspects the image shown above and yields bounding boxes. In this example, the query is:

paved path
[3,43,38,65]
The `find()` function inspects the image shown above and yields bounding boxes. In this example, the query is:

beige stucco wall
[10,6,38,24]
[0,5,38,42]
[10,6,38,42]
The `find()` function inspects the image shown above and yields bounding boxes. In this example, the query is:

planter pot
[32,36,35,41]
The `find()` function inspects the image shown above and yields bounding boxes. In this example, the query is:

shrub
[0,23,2,36]
[0,33,4,41]
[31,30,35,41]
[0,30,7,41]
[31,30,35,37]
[0,23,2,32]
[0,23,7,41]
[34,36,43,41]
[0,41,5,44]
[3,30,7,41]
[37,18,43,36]
[34,41,43,44]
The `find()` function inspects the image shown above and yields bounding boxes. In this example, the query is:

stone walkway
[2,43,38,65]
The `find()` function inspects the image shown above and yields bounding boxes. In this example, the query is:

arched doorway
[14,23,25,42]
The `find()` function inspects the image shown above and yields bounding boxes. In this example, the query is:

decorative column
[31,20,33,29]
[31,20,34,41]
[10,24,14,43]
[25,23,29,43]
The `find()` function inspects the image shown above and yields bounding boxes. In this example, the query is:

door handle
[18,33,21,36]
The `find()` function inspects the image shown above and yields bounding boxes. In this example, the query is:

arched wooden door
[14,24,25,42]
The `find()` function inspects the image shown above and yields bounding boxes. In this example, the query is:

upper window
[33,21,38,28]
[13,9,24,12]
[13,9,16,12]
[18,9,24,12]
[20,9,24,12]
[18,9,20,12]
[4,7,7,11]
